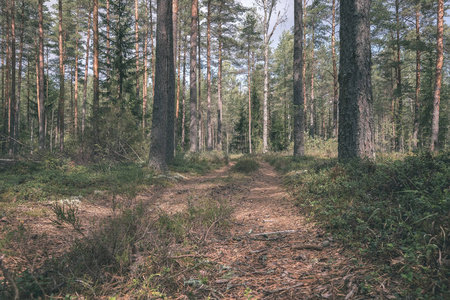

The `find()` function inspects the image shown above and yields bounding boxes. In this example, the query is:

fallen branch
[0,255,19,300]
[250,230,297,236]
[264,282,304,294]
[291,244,323,251]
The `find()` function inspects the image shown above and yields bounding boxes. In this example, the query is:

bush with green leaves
[231,156,260,174]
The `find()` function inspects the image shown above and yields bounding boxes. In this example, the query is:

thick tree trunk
[262,8,269,153]
[74,16,79,137]
[38,0,45,151]
[9,0,16,156]
[331,0,338,137]
[106,0,110,102]
[430,0,444,151]
[189,0,198,152]
[93,0,99,145]
[166,0,176,160]
[248,48,252,154]
[302,0,307,132]
[338,0,374,160]
[413,3,421,150]
[198,18,202,151]
[182,35,187,149]
[14,0,25,147]
[135,0,140,109]
[206,0,212,151]
[143,0,149,129]
[58,0,65,152]
[217,15,223,151]
[149,0,174,170]
[293,0,304,157]
[150,0,155,97]
[82,5,91,136]
[394,0,403,152]
[309,20,315,139]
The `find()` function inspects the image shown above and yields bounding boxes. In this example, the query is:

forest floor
[1,158,401,299]
[134,159,388,299]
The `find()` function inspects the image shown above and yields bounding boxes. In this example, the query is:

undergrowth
[0,158,153,203]
[169,151,228,175]
[0,197,232,298]
[231,156,260,174]
[268,151,450,298]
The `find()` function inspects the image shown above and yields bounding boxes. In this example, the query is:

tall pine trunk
[309,20,315,138]
[430,0,444,151]
[38,0,45,151]
[206,0,212,151]
[93,0,99,145]
[394,0,403,152]
[82,4,91,135]
[9,0,16,156]
[338,0,374,160]
[217,7,223,151]
[149,0,174,170]
[413,2,421,149]
[331,0,338,137]
[143,0,149,129]
[198,17,202,151]
[58,0,65,152]
[74,13,79,137]
[189,0,198,152]
[293,0,304,157]
[135,0,140,110]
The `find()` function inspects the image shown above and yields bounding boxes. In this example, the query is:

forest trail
[141,160,365,299]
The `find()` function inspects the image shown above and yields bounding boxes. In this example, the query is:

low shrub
[231,156,260,174]
[269,151,450,298]
[0,197,232,298]
[169,151,227,175]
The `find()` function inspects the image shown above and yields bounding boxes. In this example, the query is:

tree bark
[309,19,315,138]
[149,0,174,170]
[331,0,338,137]
[198,16,202,151]
[93,0,99,146]
[189,0,198,152]
[293,0,304,157]
[394,0,403,152]
[217,6,223,151]
[143,0,149,129]
[38,0,45,151]
[206,0,212,151]
[412,2,421,150]
[166,0,176,160]
[135,0,140,110]
[106,0,110,102]
[82,4,91,136]
[58,0,65,152]
[430,0,444,151]
[150,0,155,98]
[338,0,374,160]
[182,35,187,149]
[74,12,79,137]
[9,0,16,156]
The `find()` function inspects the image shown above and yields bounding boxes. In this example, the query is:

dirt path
[141,160,366,299]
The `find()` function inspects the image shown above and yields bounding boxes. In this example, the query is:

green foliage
[0,159,153,202]
[231,156,260,174]
[169,151,227,175]
[272,151,450,297]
